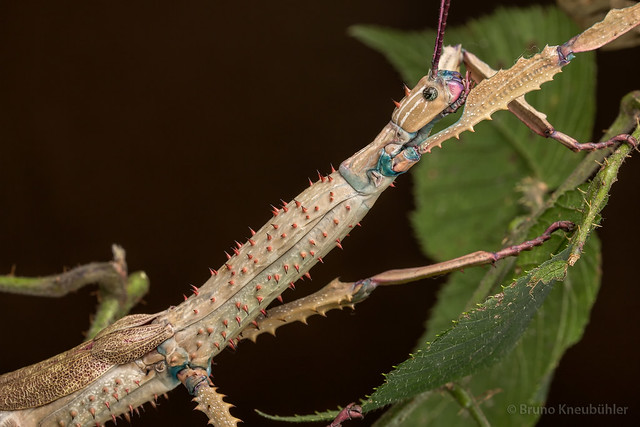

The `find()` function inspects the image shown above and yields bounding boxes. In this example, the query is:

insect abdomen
[166,170,383,369]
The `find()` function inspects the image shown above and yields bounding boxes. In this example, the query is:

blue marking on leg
[375,146,421,177]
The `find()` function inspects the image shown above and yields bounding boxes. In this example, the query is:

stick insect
[1,0,640,427]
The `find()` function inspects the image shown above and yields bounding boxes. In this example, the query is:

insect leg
[178,367,241,426]
[328,403,364,427]
[463,50,637,152]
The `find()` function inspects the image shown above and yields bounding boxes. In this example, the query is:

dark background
[1,1,639,426]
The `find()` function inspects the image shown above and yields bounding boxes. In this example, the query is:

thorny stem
[465,91,640,310]
[0,244,150,338]
[86,270,151,338]
[0,245,126,297]
[569,121,640,265]
[551,91,640,200]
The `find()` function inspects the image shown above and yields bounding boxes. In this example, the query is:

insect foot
[328,403,363,427]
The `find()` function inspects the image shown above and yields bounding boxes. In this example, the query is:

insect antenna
[430,0,451,79]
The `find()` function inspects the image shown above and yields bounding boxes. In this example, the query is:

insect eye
[423,87,438,101]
